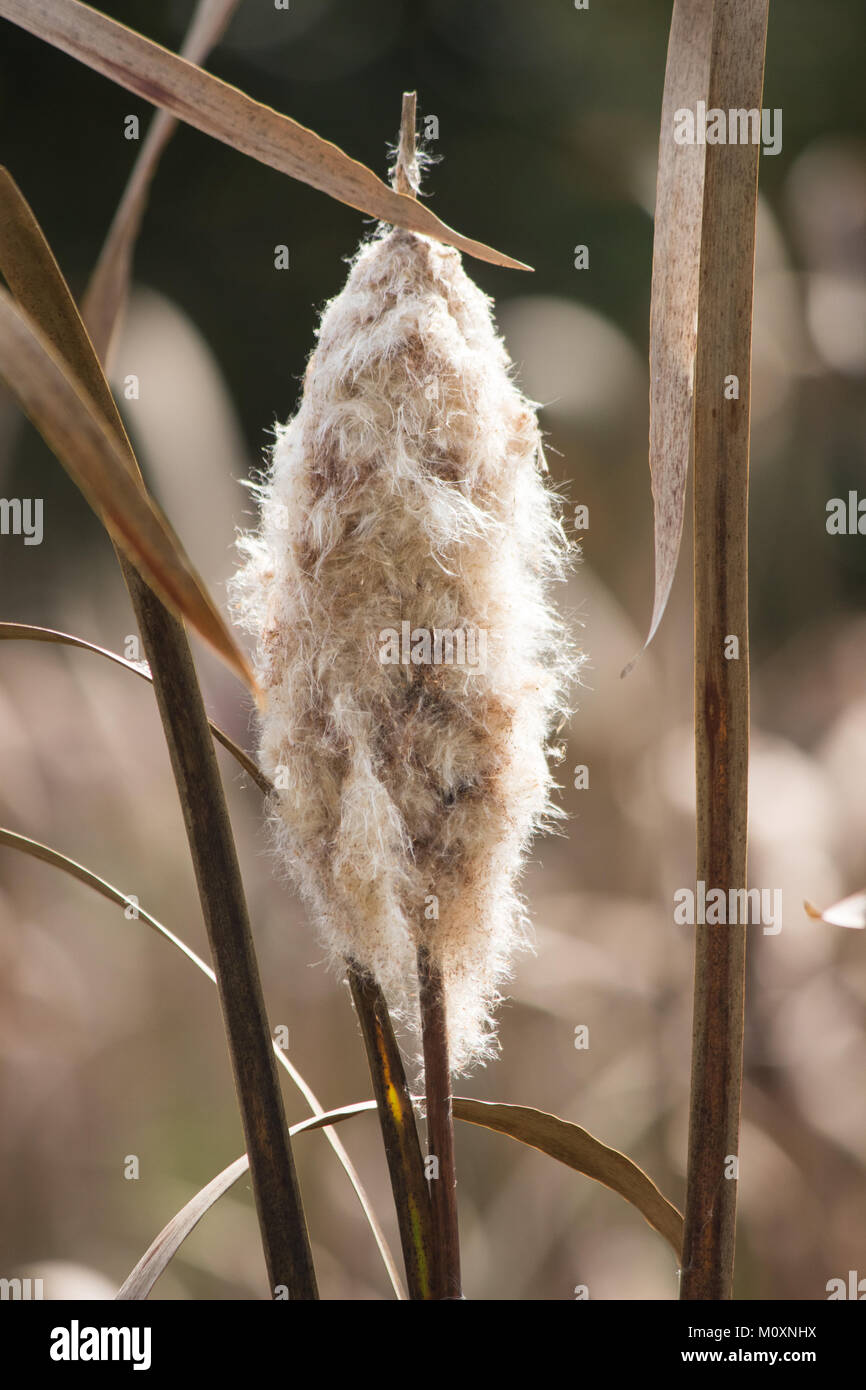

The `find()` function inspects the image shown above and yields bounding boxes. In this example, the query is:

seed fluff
[230,217,580,1074]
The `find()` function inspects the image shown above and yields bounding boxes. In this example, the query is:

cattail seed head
[231,223,579,1074]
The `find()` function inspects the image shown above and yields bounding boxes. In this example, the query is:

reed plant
[0,0,816,1303]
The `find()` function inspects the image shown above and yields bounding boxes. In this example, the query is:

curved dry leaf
[0,162,139,475]
[116,1104,378,1301]
[805,895,866,930]
[625,0,714,676]
[82,0,242,364]
[0,826,216,978]
[0,0,529,272]
[0,621,270,792]
[452,1097,683,1258]
[0,825,403,1298]
[0,287,257,694]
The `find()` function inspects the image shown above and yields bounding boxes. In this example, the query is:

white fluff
[231,225,579,1074]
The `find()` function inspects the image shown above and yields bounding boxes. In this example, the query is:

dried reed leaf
[121,1091,685,1299]
[82,0,241,363]
[805,895,866,929]
[0,826,216,977]
[0,621,269,792]
[0,825,404,1298]
[0,286,257,694]
[627,0,713,674]
[117,1104,378,1301]
[452,1097,683,1257]
[0,164,257,691]
[0,0,529,272]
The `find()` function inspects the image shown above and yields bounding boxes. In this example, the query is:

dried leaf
[0,621,269,792]
[117,1104,378,1301]
[805,895,866,930]
[116,1093,683,1299]
[452,1097,683,1257]
[626,0,714,675]
[0,826,215,978]
[0,0,529,272]
[82,0,241,363]
[0,825,404,1298]
[0,286,257,694]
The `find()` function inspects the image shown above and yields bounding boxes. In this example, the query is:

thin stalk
[680,0,768,1301]
[126,571,318,1299]
[389,89,463,1301]
[348,962,435,1299]
[418,945,462,1299]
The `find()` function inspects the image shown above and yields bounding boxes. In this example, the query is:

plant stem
[124,569,318,1299]
[680,0,767,1301]
[389,89,463,1300]
[348,962,435,1299]
[418,945,462,1299]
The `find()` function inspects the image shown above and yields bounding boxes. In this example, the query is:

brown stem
[122,566,318,1299]
[389,90,462,1299]
[680,0,766,1301]
[347,961,435,1299]
[418,945,462,1299]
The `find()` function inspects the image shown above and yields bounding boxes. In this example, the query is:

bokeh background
[1,0,865,1300]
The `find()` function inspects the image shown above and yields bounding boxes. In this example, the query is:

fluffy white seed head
[231,224,579,1074]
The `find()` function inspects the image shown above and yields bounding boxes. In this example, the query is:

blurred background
[1,0,865,1300]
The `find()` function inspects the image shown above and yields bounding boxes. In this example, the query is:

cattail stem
[126,570,318,1300]
[348,961,435,1299]
[418,945,462,1299]
[680,0,766,1300]
[392,89,462,1301]
[393,90,419,197]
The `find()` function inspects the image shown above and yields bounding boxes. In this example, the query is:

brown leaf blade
[116,1104,377,1301]
[453,1097,683,1258]
[82,0,241,363]
[625,0,714,676]
[0,0,529,272]
[0,162,137,467]
[0,287,257,694]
